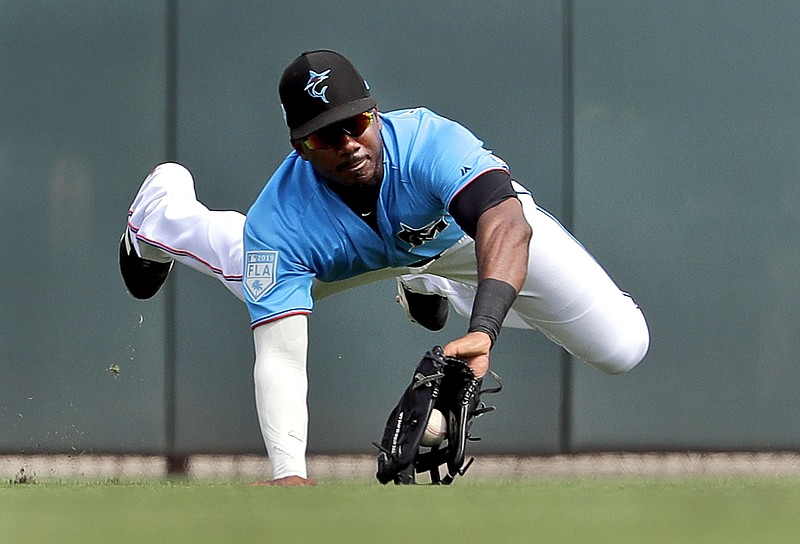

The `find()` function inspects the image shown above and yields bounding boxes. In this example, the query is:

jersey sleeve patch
[244,250,279,301]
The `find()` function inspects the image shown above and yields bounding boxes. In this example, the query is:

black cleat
[119,229,173,300]
[396,280,449,331]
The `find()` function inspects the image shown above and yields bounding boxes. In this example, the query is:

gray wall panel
[0,1,168,454]
[10,1,795,460]
[571,2,800,450]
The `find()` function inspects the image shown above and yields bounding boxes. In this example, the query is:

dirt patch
[5,452,800,481]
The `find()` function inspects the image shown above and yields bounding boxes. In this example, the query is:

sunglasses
[302,110,376,150]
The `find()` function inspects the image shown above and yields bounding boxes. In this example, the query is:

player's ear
[291,139,309,160]
[374,107,382,129]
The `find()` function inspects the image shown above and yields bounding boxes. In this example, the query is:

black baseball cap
[279,50,376,139]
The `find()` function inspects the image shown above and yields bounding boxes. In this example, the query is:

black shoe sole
[119,232,173,300]
[403,287,449,331]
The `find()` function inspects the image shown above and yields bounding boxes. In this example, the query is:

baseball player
[120,50,650,486]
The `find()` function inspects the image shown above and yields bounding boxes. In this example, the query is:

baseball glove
[375,345,502,485]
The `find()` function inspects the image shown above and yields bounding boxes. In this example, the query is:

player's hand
[443,331,492,378]
[250,475,318,487]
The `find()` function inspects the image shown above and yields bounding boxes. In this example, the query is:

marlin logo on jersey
[305,69,331,103]
[397,217,450,248]
[244,250,278,301]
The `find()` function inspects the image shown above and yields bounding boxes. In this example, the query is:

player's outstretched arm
[444,197,531,376]
[473,197,531,292]
[251,314,313,483]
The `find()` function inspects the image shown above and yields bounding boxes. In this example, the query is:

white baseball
[420,408,447,447]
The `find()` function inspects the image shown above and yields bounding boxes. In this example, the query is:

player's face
[293,109,384,189]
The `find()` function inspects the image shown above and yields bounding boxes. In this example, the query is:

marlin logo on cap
[305,69,331,103]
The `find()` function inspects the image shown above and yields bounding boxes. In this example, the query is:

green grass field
[4,476,800,543]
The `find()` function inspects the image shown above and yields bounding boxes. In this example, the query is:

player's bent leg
[512,200,650,374]
[530,289,649,375]
[123,163,246,301]
[397,191,649,373]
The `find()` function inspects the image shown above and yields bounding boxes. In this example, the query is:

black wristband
[468,278,518,346]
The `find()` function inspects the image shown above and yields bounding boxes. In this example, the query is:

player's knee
[596,314,650,375]
[604,340,648,375]
[141,162,197,200]
[153,162,192,182]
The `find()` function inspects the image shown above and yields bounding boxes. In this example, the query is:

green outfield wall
[2,1,799,458]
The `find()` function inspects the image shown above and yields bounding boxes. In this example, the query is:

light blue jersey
[243,107,509,327]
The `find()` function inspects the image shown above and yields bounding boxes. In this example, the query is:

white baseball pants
[126,163,649,375]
